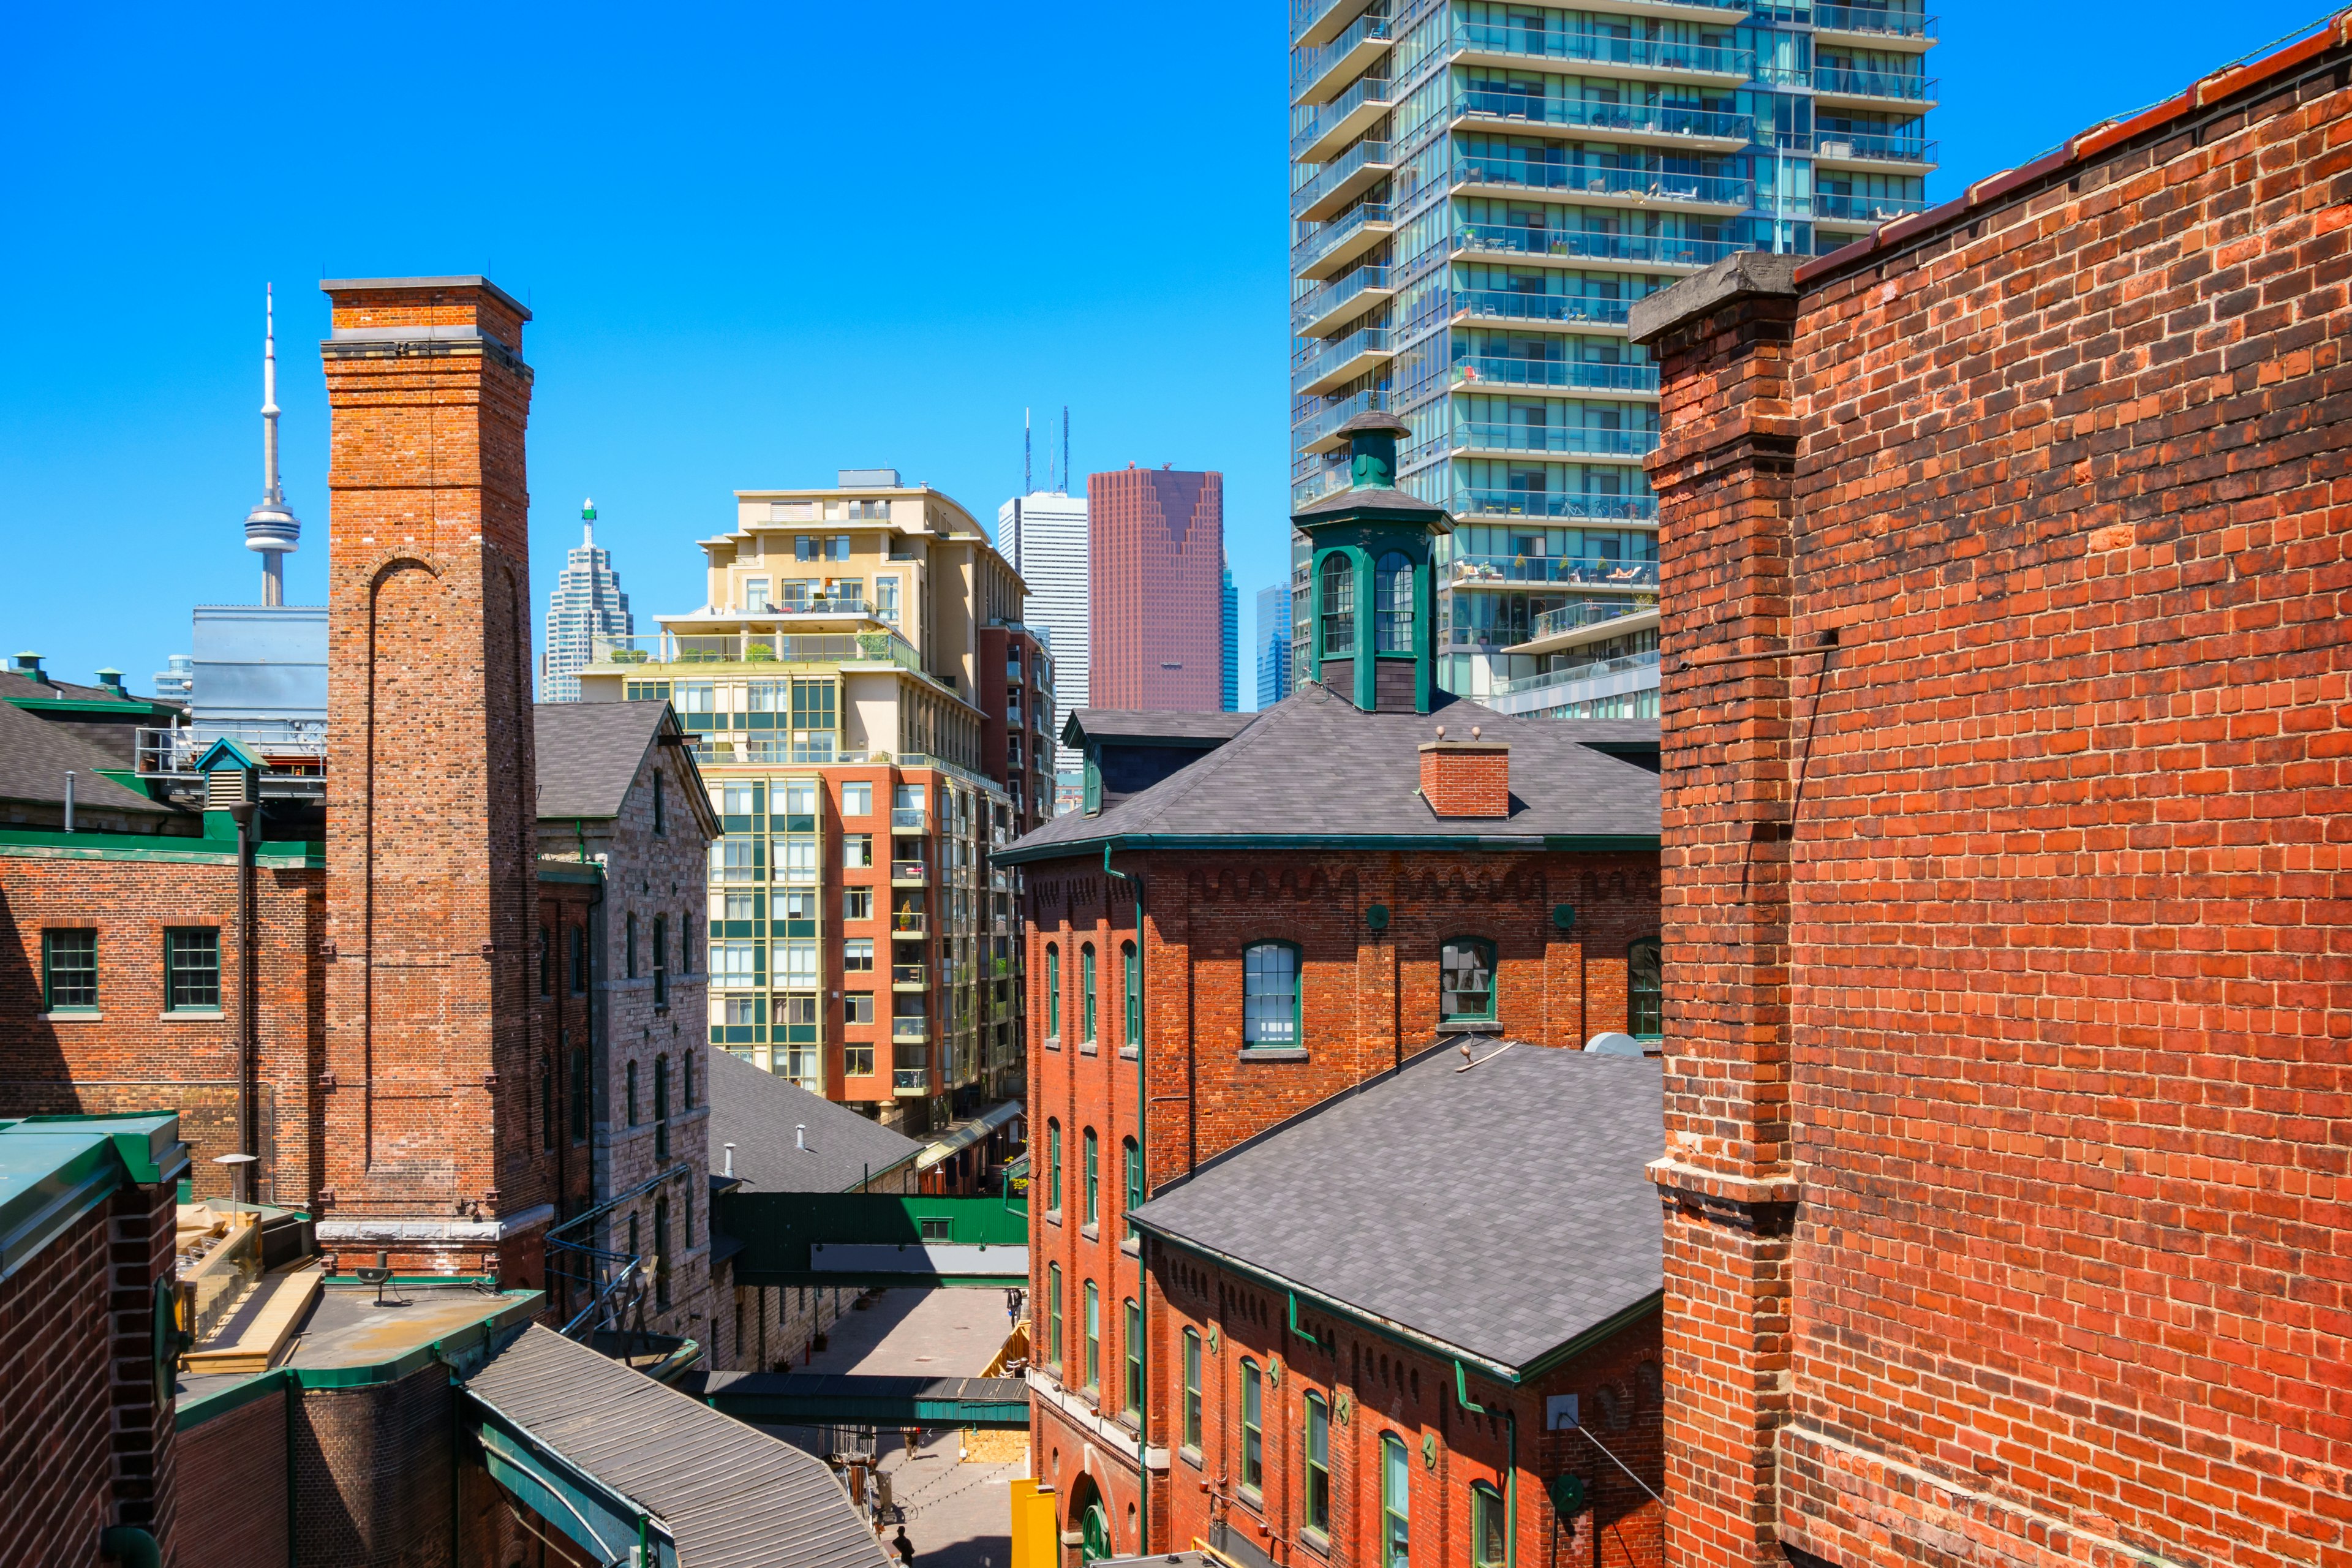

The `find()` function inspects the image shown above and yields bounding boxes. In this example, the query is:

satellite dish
[1584,1032,1644,1057]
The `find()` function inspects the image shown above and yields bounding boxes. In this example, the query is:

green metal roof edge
[4,1112,190,1185]
[0,1134,122,1286]
[1510,1291,1664,1382]
[0,831,323,867]
[995,831,1660,865]
[536,861,605,885]
[6,696,175,717]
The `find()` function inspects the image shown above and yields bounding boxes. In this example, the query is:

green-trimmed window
[1440,937,1495,1021]
[1081,943,1098,1045]
[1122,940,1142,1047]
[1123,1137,1141,1241]
[1305,1392,1332,1535]
[1243,942,1300,1047]
[165,928,220,1011]
[1319,552,1356,657]
[1083,1128,1099,1229]
[1629,937,1664,1038]
[1084,1280,1101,1390]
[1047,1120,1063,1214]
[1382,1432,1412,1567]
[1123,1298,1143,1417]
[1182,1329,1203,1450]
[42,929,96,1012]
[1374,551,1414,652]
[1472,1482,1506,1568]
[1047,944,1061,1040]
[1240,1360,1265,1493]
[1048,1263,1065,1368]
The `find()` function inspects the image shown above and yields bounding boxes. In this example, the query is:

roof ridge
[1103,694,1300,834]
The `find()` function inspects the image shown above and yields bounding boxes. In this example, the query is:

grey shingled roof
[1129,1046,1664,1371]
[534,701,672,820]
[1061,709,1260,746]
[464,1324,888,1568]
[0,701,180,816]
[706,1046,925,1192]
[1001,682,1659,862]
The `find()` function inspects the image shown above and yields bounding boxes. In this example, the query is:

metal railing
[892,1017,931,1042]
[1493,647,1664,700]
[1813,4,1937,39]
[590,628,924,672]
[894,1067,929,1091]
[1292,262,1392,332]
[1292,139,1394,217]
[1289,76,1393,157]
[1450,489,1660,522]
[1452,21,1751,76]
[1293,11,1393,100]
[891,859,929,881]
[1449,88,1749,142]
[1441,421,1659,458]
[1292,325,1394,387]
[1452,223,1739,269]
[1804,129,1937,164]
[1529,598,1656,641]
[1451,356,1659,393]
[1292,387,1389,446]
[137,722,328,778]
[1291,201,1394,271]
[542,1163,688,1340]
[1454,154,1751,206]
[1454,288,1635,326]
[1448,555,1662,589]
[892,963,928,987]
[751,595,868,616]
[1812,189,1932,224]
[1812,64,1936,100]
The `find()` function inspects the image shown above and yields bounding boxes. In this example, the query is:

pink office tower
[1088,465,1226,711]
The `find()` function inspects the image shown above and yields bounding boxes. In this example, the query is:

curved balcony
[1293,387,1390,453]
[1452,154,1751,212]
[1485,647,1663,715]
[1447,88,1750,148]
[1526,598,1658,644]
[1450,489,1660,522]
[1452,222,1739,270]
[1450,356,1659,395]
[1453,288,1635,328]
[1449,21,1751,82]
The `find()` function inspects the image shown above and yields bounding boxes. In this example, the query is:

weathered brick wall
[1639,41,2352,1568]
[0,853,325,1204]
[177,1386,290,1568]
[290,1364,454,1568]
[1417,741,1512,818]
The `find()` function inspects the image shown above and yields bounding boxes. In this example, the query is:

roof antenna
[244,284,302,606]
[1061,405,1071,497]
[1024,408,1032,497]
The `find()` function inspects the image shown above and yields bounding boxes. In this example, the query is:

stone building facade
[1624,23,2352,1568]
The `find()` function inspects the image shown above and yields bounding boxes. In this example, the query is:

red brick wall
[289,1365,455,1568]
[1088,469,1226,712]
[1418,743,1510,818]
[177,1386,290,1568]
[1640,48,2352,1568]
[0,853,325,1204]
[319,278,544,1274]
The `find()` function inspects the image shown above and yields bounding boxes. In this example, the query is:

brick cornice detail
[1646,1157,1798,1208]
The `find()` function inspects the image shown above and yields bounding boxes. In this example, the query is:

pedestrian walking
[892,1525,916,1566]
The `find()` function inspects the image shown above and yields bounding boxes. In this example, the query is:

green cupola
[1290,412,1453,714]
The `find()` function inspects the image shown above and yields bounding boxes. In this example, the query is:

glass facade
[1289,0,1934,709]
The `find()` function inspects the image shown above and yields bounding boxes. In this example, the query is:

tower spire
[243,283,303,605]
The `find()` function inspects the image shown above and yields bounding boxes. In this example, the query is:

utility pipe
[63,771,75,833]
[1455,1360,1517,1568]
[1104,843,1147,1553]
[231,800,257,1205]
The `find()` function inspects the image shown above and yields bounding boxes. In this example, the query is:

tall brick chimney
[1419,726,1510,817]
[315,276,542,1280]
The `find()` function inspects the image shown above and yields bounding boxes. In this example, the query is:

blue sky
[1,1,2334,699]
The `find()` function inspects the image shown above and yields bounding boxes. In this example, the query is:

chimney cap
[318,274,532,321]
[1333,410,1411,438]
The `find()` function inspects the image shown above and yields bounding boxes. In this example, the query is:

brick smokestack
[1419,726,1510,818]
[315,276,541,1280]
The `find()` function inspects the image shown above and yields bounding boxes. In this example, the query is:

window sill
[1046,1210,1063,1227]
[1044,1037,1061,1052]
[37,1011,101,1022]
[1239,1047,1309,1062]
[1080,1224,1099,1242]
[161,1009,225,1021]
[1437,1019,1501,1035]
[1121,1236,1139,1258]
[1079,1040,1099,1056]
[1180,1444,1204,1471]
[1117,1045,1138,1060]
[1299,1527,1332,1558]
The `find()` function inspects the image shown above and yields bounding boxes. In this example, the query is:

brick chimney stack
[315,276,541,1280]
[1419,725,1510,817]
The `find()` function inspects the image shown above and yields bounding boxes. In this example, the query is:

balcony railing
[892,1017,931,1042]
[1449,554,1661,589]
[1529,598,1656,641]
[1452,21,1751,77]
[1454,154,1751,208]
[1289,76,1393,157]
[753,594,867,616]
[1805,130,1938,165]
[1450,489,1660,522]
[893,1067,929,1092]
[1292,387,1388,447]
[891,807,927,831]
[892,911,929,936]
[891,859,929,882]
[1291,263,1392,334]
[1812,64,1936,101]
[136,722,326,780]
[1292,326,1393,388]
[1451,356,1660,394]
[1813,4,1937,40]
[1812,190,1932,224]
[1291,201,1393,271]
[1293,11,1393,100]
[1454,288,1634,327]
[1452,223,1740,270]
[1492,647,1664,701]
[892,963,928,988]
[1450,88,1750,143]
[1443,421,1659,458]
[1291,138,1394,217]
[590,629,924,673]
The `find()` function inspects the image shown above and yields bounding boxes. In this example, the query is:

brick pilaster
[1630,253,1804,1568]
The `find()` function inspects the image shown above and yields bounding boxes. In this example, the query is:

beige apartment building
[576,470,1052,1140]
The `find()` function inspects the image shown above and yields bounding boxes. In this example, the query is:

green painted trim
[536,862,604,886]
[6,696,172,717]
[96,769,149,794]
[0,831,323,868]
[725,1270,1026,1289]
[1510,1291,1664,1382]
[997,831,1659,865]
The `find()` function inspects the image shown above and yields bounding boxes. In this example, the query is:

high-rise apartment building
[1287,0,1934,717]
[1256,581,1294,707]
[578,471,1049,1135]
[998,489,1089,785]
[1219,563,1238,711]
[540,499,635,702]
[1087,465,1227,712]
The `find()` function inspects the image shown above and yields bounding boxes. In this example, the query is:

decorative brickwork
[1635,42,2352,1568]
[1417,740,1511,818]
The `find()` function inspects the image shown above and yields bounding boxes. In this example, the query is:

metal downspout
[231,801,257,1204]
[1455,1360,1515,1568]
[1104,843,1147,1552]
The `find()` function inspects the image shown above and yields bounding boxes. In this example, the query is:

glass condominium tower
[1288,0,1935,712]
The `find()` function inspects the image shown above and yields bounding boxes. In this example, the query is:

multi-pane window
[1081,944,1098,1044]
[1241,1360,1264,1493]
[1123,1298,1143,1417]
[1182,1329,1203,1451]
[1374,551,1414,652]
[1122,940,1141,1047]
[843,888,873,922]
[165,929,220,1011]
[653,1196,671,1307]
[1123,1138,1141,1241]
[1305,1393,1332,1535]
[843,938,875,973]
[778,940,820,989]
[842,781,873,816]
[1082,1128,1099,1229]
[843,834,874,869]
[1243,943,1299,1047]
[652,914,669,1005]
[876,577,902,624]
[1382,1433,1412,1567]
[1319,552,1355,657]
[1046,944,1061,1039]
[570,926,587,993]
[844,1041,875,1078]
[540,1061,556,1151]
[42,929,96,1011]
[845,991,875,1025]
[1047,1263,1064,1368]
[1441,938,1496,1020]
[1047,1121,1063,1213]
[1084,1281,1101,1391]
[710,941,761,989]
[1472,1483,1506,1568]
[1629,937,1663,1038]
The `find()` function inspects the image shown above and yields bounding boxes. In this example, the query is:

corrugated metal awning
[915,1099,1025,1170]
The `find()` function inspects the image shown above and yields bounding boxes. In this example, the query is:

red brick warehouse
[1626,18,2352,1568]
[1089,465,1227,711]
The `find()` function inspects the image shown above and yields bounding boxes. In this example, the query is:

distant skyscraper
[1088,466,1225,712]
[540,499,634,702]
[1256,582,1292,709]
[998,488,1089,780]
[1219,563,1238,712]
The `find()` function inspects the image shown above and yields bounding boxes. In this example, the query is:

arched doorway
[1066,1473,1110,1566]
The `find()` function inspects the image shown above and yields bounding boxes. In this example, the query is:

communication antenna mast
[243,285,303,605]
[1025,408,1032,497]
[1061,405,1071,497]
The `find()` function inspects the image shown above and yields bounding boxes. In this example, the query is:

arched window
[1240,1360,1265,1493]
[1319,553,1356,657]
[1046,943,1061,1041]
[1304,1392,1332,1534]
[1081,943,1098,1045]
[1122,940,1142,1047]
[1047,1120,1063,1214]
[1083,1128,1099,1228]
[1243,942,1300,1048]
[1374,551,1414,652]
[1182,1329,1204,1450]
[1047,1262,1065,1369]
[1471,1482,1506,1568]
[1440,937,1496,1021]
[1382,1432,1412,1566]
[1629,937,1663,1038]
